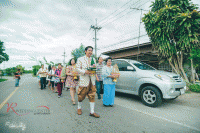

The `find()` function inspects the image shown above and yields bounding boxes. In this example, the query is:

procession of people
[36,46,120,118]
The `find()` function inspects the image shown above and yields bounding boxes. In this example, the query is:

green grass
[32,74,37,77]
[0,79,8,82]
[188,84,200,93]
[185,90,191,94]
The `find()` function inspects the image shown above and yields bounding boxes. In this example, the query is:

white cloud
[0,26,16,33]
[1,0,198,70]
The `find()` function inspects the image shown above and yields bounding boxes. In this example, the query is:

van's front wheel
[141,86,162,107]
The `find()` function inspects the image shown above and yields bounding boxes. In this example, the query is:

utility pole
[91,18,102,57]
[130,8,148,61]
[62,48,67,66]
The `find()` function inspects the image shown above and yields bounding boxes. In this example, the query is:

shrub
[189,84,200,93]
[32,65,41,76]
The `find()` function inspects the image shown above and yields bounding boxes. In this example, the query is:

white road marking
[115,101,200,132]
[5,122,26,130]
[0,78,25,110]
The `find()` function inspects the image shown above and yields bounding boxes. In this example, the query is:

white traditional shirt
[102,66,116,85]
[38,68,47,77]
[49,69,55,81]
[76,55,97,87]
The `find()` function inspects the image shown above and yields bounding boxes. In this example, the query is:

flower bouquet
[60,67,66,83]
[111,64,120,82]
[87,58,96,75]
[72,65,79,81]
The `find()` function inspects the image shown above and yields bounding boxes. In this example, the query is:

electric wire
[97,34,148,50]
[98,0,136,24]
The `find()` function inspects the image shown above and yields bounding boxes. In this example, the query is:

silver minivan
[112,59,186,107]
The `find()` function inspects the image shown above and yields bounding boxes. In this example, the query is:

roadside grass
[2,75,13,77]
[32,74,37,77]
[0,79,8,82]
[188,84,200,93]
[185,90,191,94]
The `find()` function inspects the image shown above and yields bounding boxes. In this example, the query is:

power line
[101,10,134,27]
[82,0,149,50]
[99,0,141,26]
[100,1,149,27]
[98,0,136,24]
[97,34,147,50]
[115,30,147,40]
[82,1,139,44]
[130,7,149,61]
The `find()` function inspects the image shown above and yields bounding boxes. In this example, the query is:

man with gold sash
[76,46,100,118]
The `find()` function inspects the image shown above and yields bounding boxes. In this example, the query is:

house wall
[104,44,172,72]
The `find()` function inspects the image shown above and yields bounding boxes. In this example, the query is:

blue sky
[0,0,199,70]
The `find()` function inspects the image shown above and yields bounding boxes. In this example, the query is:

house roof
[102,42,152,55]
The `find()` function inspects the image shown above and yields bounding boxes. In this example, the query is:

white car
[112,59,186,107]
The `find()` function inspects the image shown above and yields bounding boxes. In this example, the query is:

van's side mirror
[127,66,135,71]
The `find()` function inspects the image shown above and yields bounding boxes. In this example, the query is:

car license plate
[180,88,185,95]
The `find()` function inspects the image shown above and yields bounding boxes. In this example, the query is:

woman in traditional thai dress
[66,58,79,105]
[102,57,119,107]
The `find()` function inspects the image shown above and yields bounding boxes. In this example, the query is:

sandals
[72,100,76,105]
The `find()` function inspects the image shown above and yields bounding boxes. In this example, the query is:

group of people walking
[36,46,120,118]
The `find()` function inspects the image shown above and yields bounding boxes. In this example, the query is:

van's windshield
[132,62,155,70]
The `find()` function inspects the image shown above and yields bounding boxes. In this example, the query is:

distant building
[102,42,173,72]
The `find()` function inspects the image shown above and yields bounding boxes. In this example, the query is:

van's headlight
[154,74,174,82]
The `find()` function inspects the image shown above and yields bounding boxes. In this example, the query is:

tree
[50,61,55,65]
[0,40,9,64]
[71,44,85,61]
[32,65,41,76]
[24,70,33,73]
[55,63,62,66]
[5,67,16,76]
[189,47,200,69]
[43,57,51,66]
[71,44,98,61]
[16,65,25,73]
[142,0,200,83]
[189,47,200,83]
[30,56,55,66]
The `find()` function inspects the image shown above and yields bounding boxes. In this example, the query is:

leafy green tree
[71,44,85,61]
[189,47,200,83]
[30,56,55,66]
[29,56,41,65]
[71,44,97,61]
[50,61,54,65]
[24,70,33,73]
[55,63,62,66]
[32,65,41,76]
[0,40,9,64]
[142,0,200,83]
[189,48,200,69]
[5,67,16,76]
[43,57,51,66]
[16,65,25,74]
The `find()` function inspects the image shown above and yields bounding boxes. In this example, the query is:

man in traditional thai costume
[76,46,100,118]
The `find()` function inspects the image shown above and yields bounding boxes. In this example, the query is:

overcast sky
[0,0,199,70]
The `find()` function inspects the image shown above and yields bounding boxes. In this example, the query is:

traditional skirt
[103,84,115,106]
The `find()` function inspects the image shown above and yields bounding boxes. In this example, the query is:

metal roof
[102,42,152,55]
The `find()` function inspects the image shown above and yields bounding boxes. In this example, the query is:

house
[102,42,173,72]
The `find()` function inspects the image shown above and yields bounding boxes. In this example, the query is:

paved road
[0,74,200,133]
